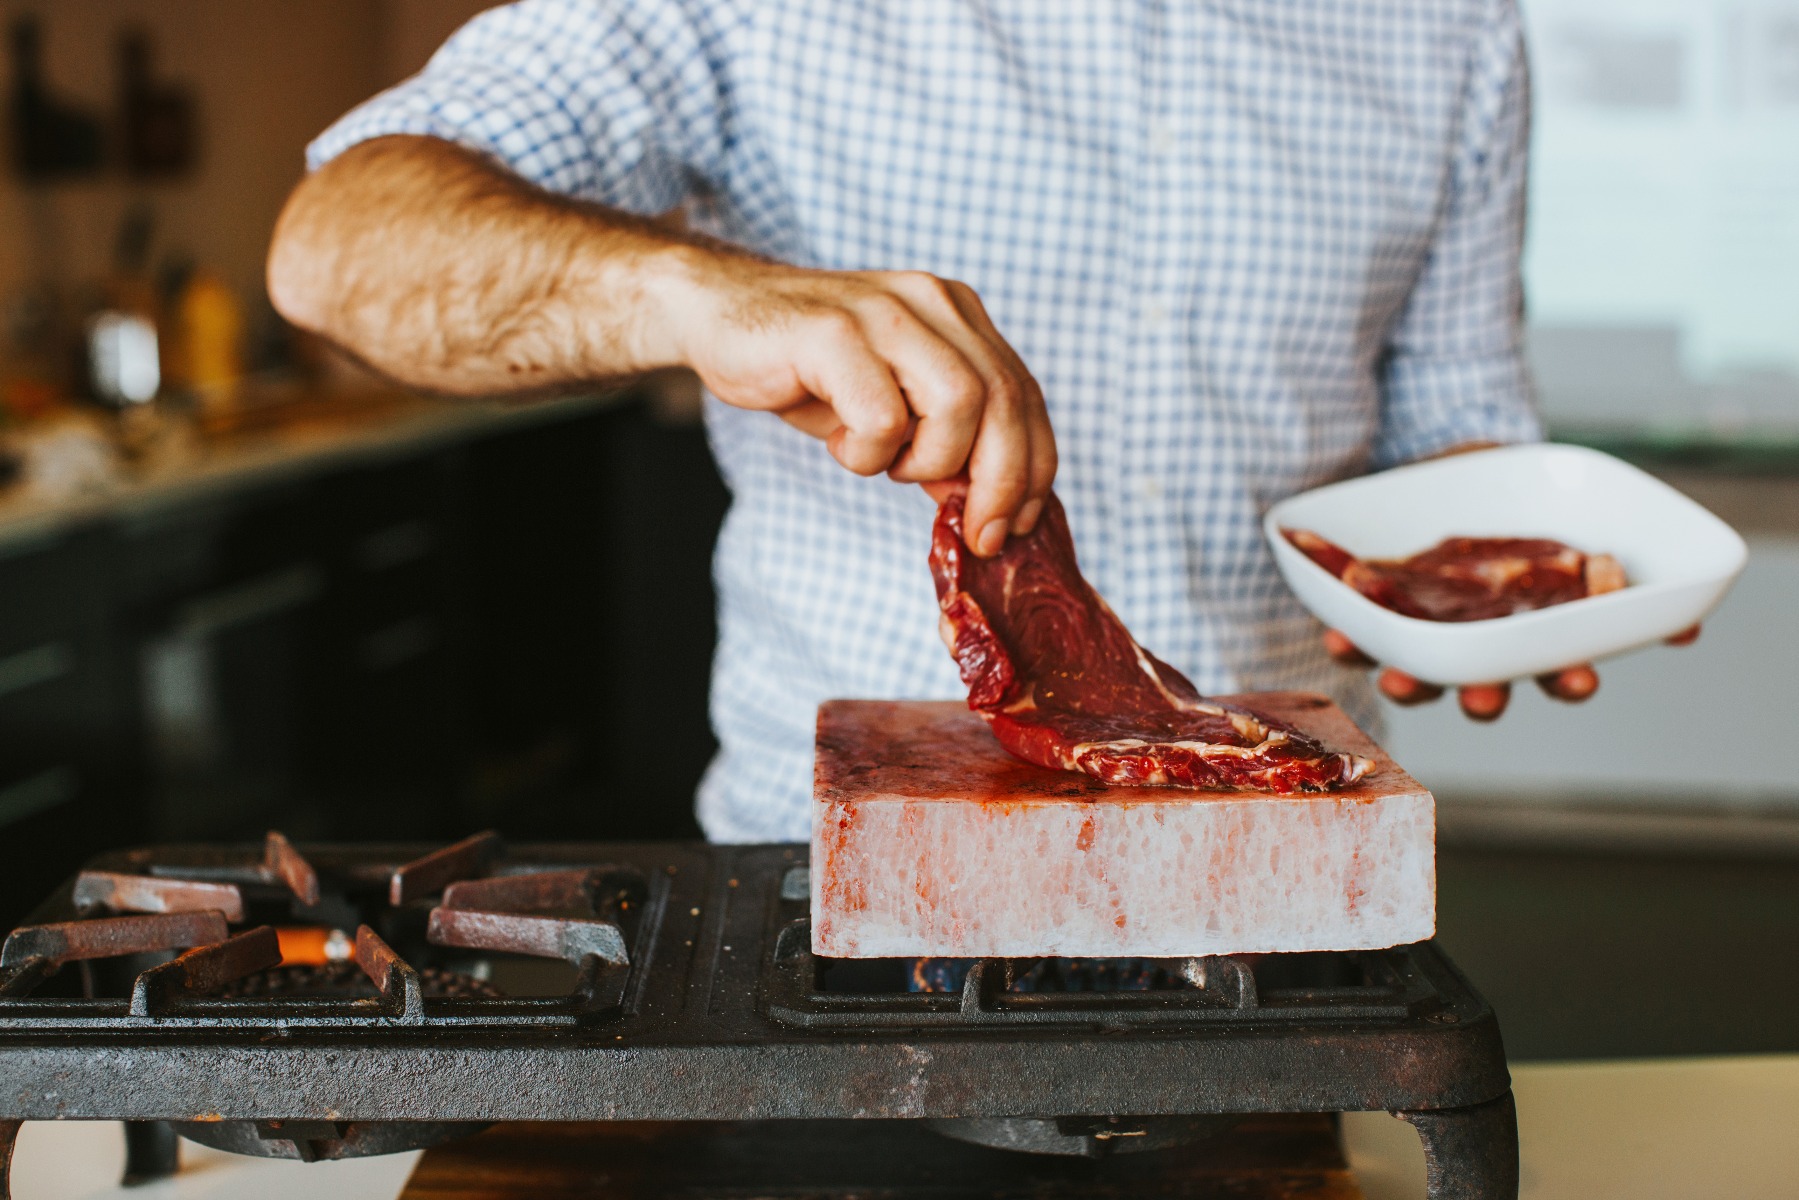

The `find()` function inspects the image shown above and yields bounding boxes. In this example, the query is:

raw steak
[1283,529,1627,623]
[930,494,1371,793]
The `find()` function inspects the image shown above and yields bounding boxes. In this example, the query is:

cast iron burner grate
[0,840,1517,1198]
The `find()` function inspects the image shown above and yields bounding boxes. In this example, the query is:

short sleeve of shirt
[1371,0,1543,467]
[307,0,742,215]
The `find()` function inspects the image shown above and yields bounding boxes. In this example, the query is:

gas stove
[0,835,1518,1198]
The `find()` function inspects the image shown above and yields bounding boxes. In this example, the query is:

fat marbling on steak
[930,493,1371,793]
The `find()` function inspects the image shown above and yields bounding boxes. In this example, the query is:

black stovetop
[0,835,1518,1198]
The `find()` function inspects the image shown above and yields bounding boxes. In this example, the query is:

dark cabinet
[0,393,726,926]
[302,453,468,839]
[122,489,326,841]
[454,398,722,840]
[0,529,133,925]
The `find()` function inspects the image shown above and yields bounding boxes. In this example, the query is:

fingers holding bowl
[1456,682,1512,722]
[1322,629,1377,668]
[1326,634,1634,723]
[1537,664,1599,703]
[1377,667,1445,706]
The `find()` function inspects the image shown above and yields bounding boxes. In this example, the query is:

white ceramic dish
[1264,444,1748,685]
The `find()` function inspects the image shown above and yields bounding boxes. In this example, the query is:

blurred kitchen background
[0,1,1795,1061]
[0,0,721,894]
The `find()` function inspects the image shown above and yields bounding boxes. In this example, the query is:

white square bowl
[1263,444,1749,685]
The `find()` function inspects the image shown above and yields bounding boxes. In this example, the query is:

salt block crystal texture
[811,695,1435,959]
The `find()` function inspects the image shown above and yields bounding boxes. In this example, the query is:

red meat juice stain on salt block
[1075,814,1096,852]
[914,872,937,908]
[814,807,868,915]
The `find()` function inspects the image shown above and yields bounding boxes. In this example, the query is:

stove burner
[910,956,1206,994]
[0,840,1518,1200]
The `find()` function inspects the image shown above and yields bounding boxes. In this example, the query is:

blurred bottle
[160,257,245,416]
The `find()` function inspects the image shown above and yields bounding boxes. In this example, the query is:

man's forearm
[267,133,1057,553]
[267,135,693,395]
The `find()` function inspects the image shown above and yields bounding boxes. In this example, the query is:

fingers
[1457,682,1511,722]
[884,274,1053,551]
[706,265,1052,550]
[859,294,987,484]
[1378,667,1444,706]
[961,397,1035,556]
[866,295,1022,554]
[1368,649,1598,720]
[1537,664,1599,702]
[792,327,913,476]
[942,281,1057,536]
[776,397,843,440]
[1666,624,1701,647]
[1322,629,1377,668]
[1380,669,1510,721]
[1015,404,1056,535]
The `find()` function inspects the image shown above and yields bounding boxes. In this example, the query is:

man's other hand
[1321,625,1701,721]
[659,259,1056,557]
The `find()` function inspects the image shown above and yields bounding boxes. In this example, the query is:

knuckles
[939,371,985,414]
[805,308,864,344]
[890,270,959,308]
[855,292,913,331]
[985,378,1027,415]
[859,408,912,444]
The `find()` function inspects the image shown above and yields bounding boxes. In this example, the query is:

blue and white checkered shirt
[311,0,1542,843]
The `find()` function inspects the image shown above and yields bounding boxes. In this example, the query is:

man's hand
[650,258,1055,555]
[267,135,1054,556]
[1322,625,1701,721]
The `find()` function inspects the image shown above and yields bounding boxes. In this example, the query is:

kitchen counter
[1345,1054,1799,1200]
[9,1122,420,1199]
[1560,433,1799,538]
[13,1055,1798,1199]
[8,401,1793,557]
[0,387,627,554]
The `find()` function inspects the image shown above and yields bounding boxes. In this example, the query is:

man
[269,0,1605,844]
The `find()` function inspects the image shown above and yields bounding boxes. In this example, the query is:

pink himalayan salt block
[811,695,1434,959]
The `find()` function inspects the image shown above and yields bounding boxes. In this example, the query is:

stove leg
[1,1120,19,1200]
[1397,1091,1519,1200]
[121,1121,180,1187]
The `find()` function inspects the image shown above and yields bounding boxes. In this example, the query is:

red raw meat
[1284,529,1627,623]
[930,494,1371,794]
